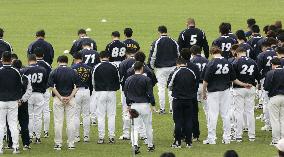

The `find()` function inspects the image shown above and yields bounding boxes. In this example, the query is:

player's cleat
[236,138,242,143]
[97,139,104,144]
[13,148,20,154]
[256,114,264,120]
[147,145,155,152]
[169,109,173,114]
[231,136,236,141]
[222,139,231,144]
[29,138,33,144]
[119,135,130,140]
[243,128,248,132]
[249,138,255,142]
[80,122,83,125]
[75,136,80,143]
[108,138,115,144]
[140,136,147,140]
[54,144,62,150]
[44,131,49,138]
[270,141,278,146]
[203,139,216,145]
[4,146,13,150]
[91,121,97,126]
[261,125,272,131]
[192,138,200,142]
[134,145,140,154]
[23,145,31,151]
[157,109,166,114]
[35,138,41,144]
[32,132,36,139]
[171,141,181,148]
[68,143,76,150]
[186,143,192,148]
[83,136,90,142]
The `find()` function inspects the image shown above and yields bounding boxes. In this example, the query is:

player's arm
[264,71,273,92]
[167,70,175,90]
[146,78,155,107]
[123,78,131,106]
[49,44,54,64]
[201,32,210,59]
[177,32,186,51]
[20,75,32,103]
[93,41,97,51]
[70,41,79,56]
[202,64,212,100]
[148,41,157,69]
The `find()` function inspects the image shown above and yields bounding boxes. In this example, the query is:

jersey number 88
[112,47,126,57]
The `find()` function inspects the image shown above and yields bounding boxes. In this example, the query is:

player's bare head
[126,49,136,57]
[78,29,86,36]
[210,46,222,55]
[160,152,176,157]
[73,52,83,61]
[82,40,92,48]
[158,26,167,34]
[275,21,282,29]
[28,54,37,64]
[176,57,187,67]
[1,51,11,63]
[267,37,278,46]
[271,57,281,69]
[112,31,120,38]
[277,33,284,43]
[235,47,246,56]
[34,47,44,58]
[276,46,284,55]
[187,18,195,27]
[266,30,277,38]
[235,30,247,42]
[263,25,269,35]
[225,23,232,31]
[180,48,191,60]
[57,55,68,64]
[133,61,144,73]
[251,25,260,33]
[219,22,230,35]
[12,59,22,69]
[99,51,110,60]
[224,150,239,157]
[247,18,256,28]
[231,44,240,57]
[0,28,3,38]
[36,29,45,38]
[190,45,201,55]
[124,28,133,38]
[11,53,18,61]
[261,40,272,51]
[134,51,146,62]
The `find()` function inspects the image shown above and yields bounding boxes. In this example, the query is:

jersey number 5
[190,35,197,45]
[112,47,126,57]
[215,64,229,74]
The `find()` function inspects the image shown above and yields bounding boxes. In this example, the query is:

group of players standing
[0,17,284,155]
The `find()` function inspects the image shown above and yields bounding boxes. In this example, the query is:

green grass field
[1,0,284,156]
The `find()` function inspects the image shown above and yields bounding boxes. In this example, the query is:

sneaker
[222,139,231,144]
[249,138,255,142]
[159,109,166,114]
[23,145,31,151]
[192,138,200,142]
[236,138,242,143]
[97,139,104,144]
[35,138,41,144]
[133,145,140,154]
[169,110,173,114]
[68,144,76,150]
[243,128,249,132]
[108,138,115,144]
[147,145,155,152]
[32,132,36,139]
[91,121,97,126]
[12,148,20,154]
[29,138,33,144]
[4,146,12,150]
[143,138,148,145]
[186,143,192,148]
[119,135,130,140]
[140,136,147,140]
[203,139,216,145]
[270,141,278,146]
[54,144,62,150]
[44,131,49,138]
[171,141,181,148]
[256,114,263,120]
[83,136,90,142]
[75,136,80,143]
[261,125,272,131]
[80,122,83,125]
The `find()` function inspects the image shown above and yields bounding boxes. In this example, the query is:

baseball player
[247,25,263,60]
[72,53,92,143]
[202,47,250,144]
[148,25,179,114]
[92,51,120,144]
[48,55,80,150]
[80,41,100,68]
[0,28,13,57]
[123,28,140,52]
[124,61,156,154]
[276,47,284,67]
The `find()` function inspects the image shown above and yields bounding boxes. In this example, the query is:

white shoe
[222,139,231,144]
[75,136,80,143]
[203,139,216,145]
[13,148,20,154]
[261,125,272,131]
[84,136,90,142]
[119,135,130,140]
[249,138,255,142]
[68,143,75,150]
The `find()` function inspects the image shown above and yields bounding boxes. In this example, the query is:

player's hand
[257,84,261,90]
[63,96,71,104]
[244,83,252,89]
[17,100,22,107]
[151,106,156,112]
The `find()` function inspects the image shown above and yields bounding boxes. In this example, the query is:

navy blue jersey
[126,64,158,87]
[256,48,277,79]
[247,34,263,60]
[264,68,284,97]
[71,62,92,89]
[21,64,48,93]
[70,37,97,56]
[27,39,54,65]
[212,36,237,59]
[280,58,284,68]
[0,39,13,57]
[239,42,253,58]
[105,40,127,62]
[36,59,52,77]
[80,48,100,67]
[178,27,209,58]
[190,54,208,83]
[123,39,140,52]
[228,57,237,65]
[119,57,136,89]
[228,33,238,41]
[203,57,236,92]
[233,56,260,87]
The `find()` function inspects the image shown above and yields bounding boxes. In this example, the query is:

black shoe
[91,121,97,126]
[35,138,41,144]
[4,146,13,150]
[54,144,62,150]
[186,143,192,148]
[158,109,166,114]
[44,131,49,138]
[23,145,31,151]
[134,145,140,154]
[109,138,115,144]
[147,145,155,152]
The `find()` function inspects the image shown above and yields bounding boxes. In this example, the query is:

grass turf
[0,0,283,156]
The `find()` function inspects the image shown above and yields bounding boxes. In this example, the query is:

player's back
[80,48,100,67]
[105,40,127,62]
[22,64,47,93]
[70,37,97,55]
[123,39,140,52]
[37,59,52,76]
[0,39,12,57]
[179,27,206,48]
[239,42,253,58]
[257,48,277,78]
[212,36,237,59]
[247,34,263,60]
[191,54,208,82]
[71,62,92,88]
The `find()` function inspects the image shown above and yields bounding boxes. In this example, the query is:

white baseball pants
[90,91,97,123]
[260,78,270,127]
[43,90,51,132]
[269,95,284,143]
[121,92,130,138]
[198,83,209,128]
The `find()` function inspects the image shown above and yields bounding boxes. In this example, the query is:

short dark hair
[2,51,12,62]
[12,59,22,69]
[126,49,136,55]
[133,61,144,71]
[266,30,277,38]
[134,51,146,62]
[275,21,282,29]
[180,48,191,60]
[251,25,260,33]
[261,40,271,48]
[231,44,240,51]
[124,28,133,38]
[11,53,18,60]
[28,54,37,62]
[0,28,3,38]
[176,57,187,65]
[34,47,44,58]
[277,33,284,42]
[247,18,256,28]
[219,22,230,35]
[224,150,239,157]
[271,57,281,66]
[276,46,284,54]
[36,30,45,37]
[57,55,68,63]
[78,29,86,35]
[235,30,247,42]
[266,37,278,46]
[73,52,83,60]
[263,25,269,34]
[190,45,202,55]
[112,31,120,38]
[81,40,92,47]
[160,152,176,157]
[210,46,222,55]
[235,47,246,54]
[225,22,232,31]
[279,150,284,157]
[99,51,110,59]
[158,26,167,33]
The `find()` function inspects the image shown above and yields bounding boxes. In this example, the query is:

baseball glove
[129,109,139,118]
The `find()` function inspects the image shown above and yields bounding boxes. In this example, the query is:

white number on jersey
[215,64,229,74]
[240,65,254,75]
[28,73,43,83]
[266,56,273,66]
[112,47,126,57]
[221,43,232,51]
[190,35,197,45]
[85,54,96,64]
[196,63,207,72]
[246,49,250,57]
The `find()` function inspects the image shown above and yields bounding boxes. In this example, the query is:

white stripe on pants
[90,91,97,123]
[28,92,45,138]
[268,95,284,143]
[198,83,208,128]
[43,90,51,132]
[74,88,90,137]
[156,67,175,110]
[131,103,153,147]
[96,91,116,139]
[234,87,255,139]
[53,97,76,145]
[0,101,19,149]
[207,89,231,141]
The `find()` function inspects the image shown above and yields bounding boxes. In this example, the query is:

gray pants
[269,95,284,143]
